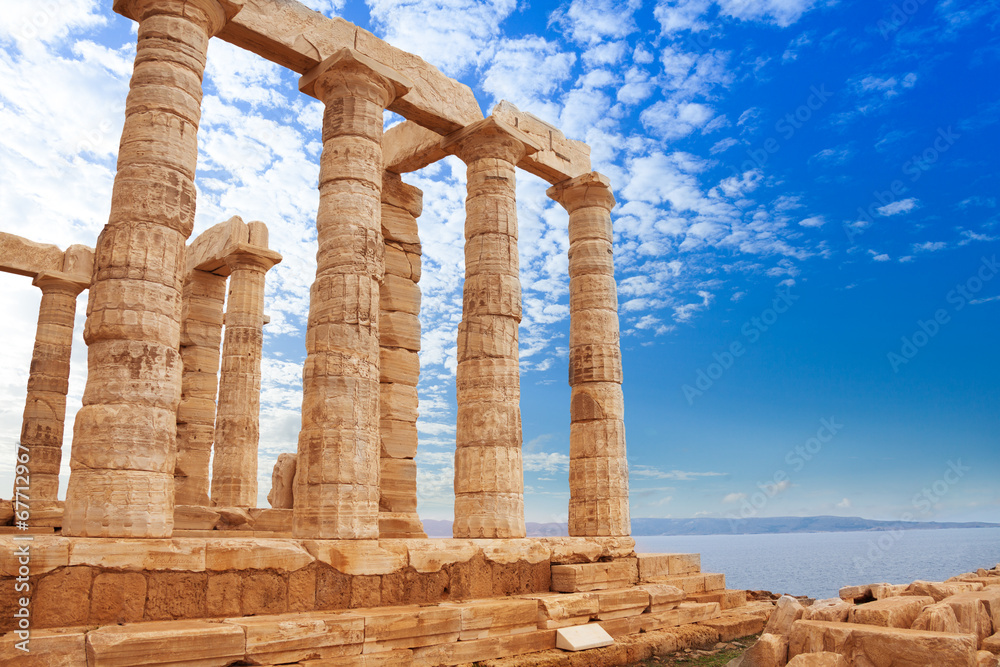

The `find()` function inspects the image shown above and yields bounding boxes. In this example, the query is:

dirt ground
[629,635,758,666]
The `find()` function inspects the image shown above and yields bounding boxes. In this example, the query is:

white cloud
[723,492,747,503]
[523,452,571,473]
[877,198,919,216]
[553,0,641,45]
[799,216,825,228]
[366,0,517,76]
[630,464,726,480]
[716,0,819,27]
[711,137,739,154]
[654,0,712,34]
[641,100,716,140]
[836,497,852,509]
[913,241,948,253]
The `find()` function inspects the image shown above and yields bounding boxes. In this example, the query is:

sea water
[634,527,1000,599]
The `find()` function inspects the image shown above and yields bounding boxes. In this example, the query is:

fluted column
[294,49,411,539]
[174,268,226,506]
[442,117,540,539]
[547,172,630,537]
[378,171,426,538]
[63,0,242,537]
[211,231,281,507]
[16,272,88,502]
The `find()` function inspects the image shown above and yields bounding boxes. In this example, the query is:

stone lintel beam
[215,0,482,134]
[492,101,591,184]
[187,216,250,276]
[0,232,94,284]
[385,102,590,185]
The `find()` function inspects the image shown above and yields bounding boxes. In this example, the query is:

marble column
[174,268,226,506]
[378,171,426,538]
[211,231,280,507]
[442,117,539,539]
[547,172,630,537]
[16,272,88,502]
[294,49,411,539]
[63,0,242,537]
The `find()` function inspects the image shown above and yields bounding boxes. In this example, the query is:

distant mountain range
[420,516,1000,538]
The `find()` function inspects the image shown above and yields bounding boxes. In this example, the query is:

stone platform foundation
[0,538,763,666]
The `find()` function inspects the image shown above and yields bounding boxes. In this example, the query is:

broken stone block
[802,598,852,623]
[637,583,686,612]
[728,632,788,667]
[764,596,806,636]
[912,601,962,634]
[519,592,600,629]
[266,453,297,509]
[687,589,748,610]
[983,632,1000,653]
[906,580,985,602]
[942,594,994,647]
[949,589,1000,635]
[555,623,614,651]
[789,620,979,666]
[173,505,220,530]
[978,650,1000,667]
[847,595,934,629]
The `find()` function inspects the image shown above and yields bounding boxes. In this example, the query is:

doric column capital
[113,0,244,36]
[299,48,412,107]
[382,171,424,218]
[223,243,282,274]
[547,171,616,214]
[441,116,542,165]
[32,270,89,297]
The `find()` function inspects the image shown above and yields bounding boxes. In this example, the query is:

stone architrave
[547,172,630,537]
[378,171,426,538]
[174,268,226,506]
[293,48,412,539]
[62,0,244,537]
[210,224,281,508]
[441,116,540,539]
[16,271,88,502]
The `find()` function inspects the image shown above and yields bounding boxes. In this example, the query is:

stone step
[597,601,723,637]
[550,559,637,592]
[635,552,701,580]
[789,619,979,666]
[687,588,748,610]
[644,572,726,594]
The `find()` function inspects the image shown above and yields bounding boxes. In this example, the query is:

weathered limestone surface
[17,272,88,501]
[548,171,629,537]
[551,560,637,593]
[174,268,226,506]
[267,453,297,508]
[786,652,849,667]
[378,172,425,539]
[63,0,243,538]
[294,49,410,539]
[215,0,482,133]
[847,594,935,629]
[788,620,979,667]
[0,232,65,278]
[211,232,281,508]
[443,116,540,539]
[555,623,614,651]
[492,101,591,184]
[86,620,246,666]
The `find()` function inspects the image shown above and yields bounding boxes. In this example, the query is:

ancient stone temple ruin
[0,0,770,664]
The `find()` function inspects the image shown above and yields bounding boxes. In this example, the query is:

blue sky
[0,0,997,527]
